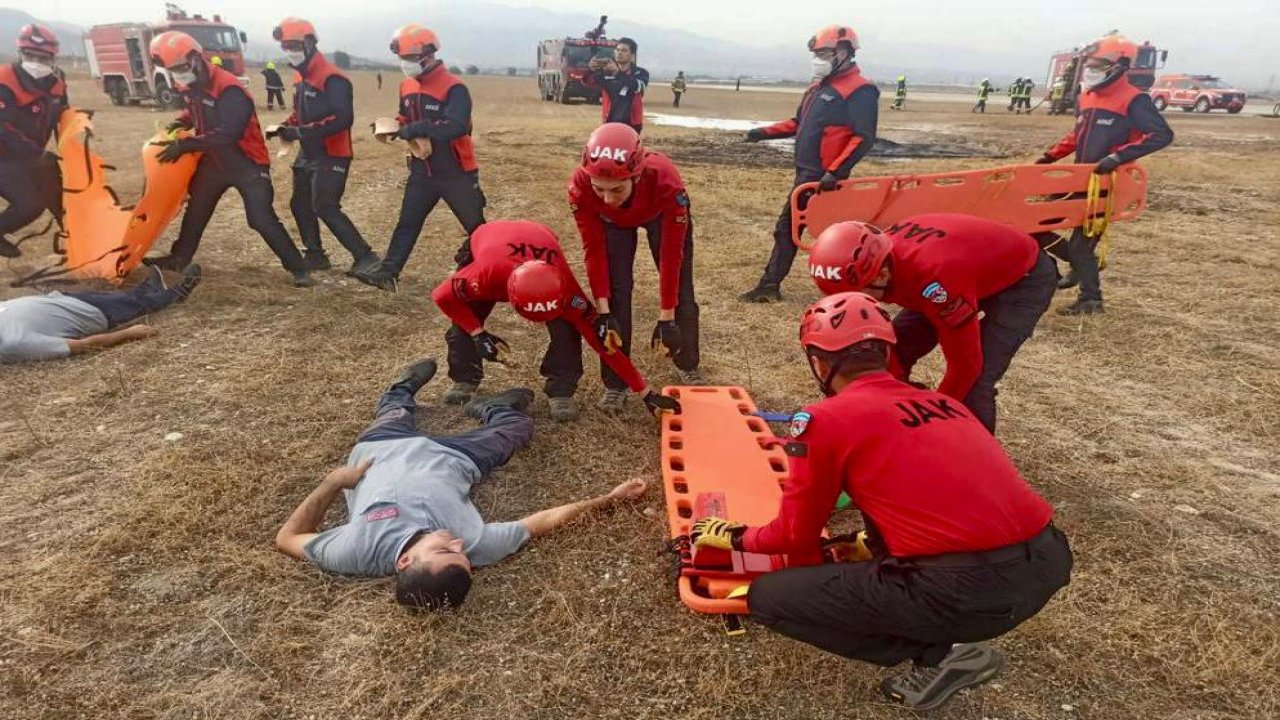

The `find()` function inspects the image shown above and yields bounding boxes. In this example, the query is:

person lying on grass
[275,358,647,610]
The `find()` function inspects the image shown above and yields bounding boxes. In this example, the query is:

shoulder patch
[451,277,470,299]
[922,281,949,305]
[789,411,812,438]
[674,192,690,207]
[570,295,589,311]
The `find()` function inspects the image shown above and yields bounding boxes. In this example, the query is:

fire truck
[537,15,615,104]
[83,4,250,108]
[1045,32,1167,114]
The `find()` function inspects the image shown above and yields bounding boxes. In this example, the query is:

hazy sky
[18,0,1280,87]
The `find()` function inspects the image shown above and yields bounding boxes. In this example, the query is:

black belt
[904,524,1057,568]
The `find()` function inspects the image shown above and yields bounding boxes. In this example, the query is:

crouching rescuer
[691,292,1072,711]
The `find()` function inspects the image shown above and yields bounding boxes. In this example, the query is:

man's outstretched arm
[65,325,157,355]
[520,478,646,538]
[275,460,372,560]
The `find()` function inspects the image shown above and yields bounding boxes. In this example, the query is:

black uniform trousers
[749,525,1072,668]
[168,155,306,273]
[266,88,285,109]
[289,156,374,262]
[383,168,486,277]
[0,153,62,238]
[893,252,1057,433]
[1045,227,1103,303]
[761,172,826,287]
[601,218,700,390]
[444,300,584,398]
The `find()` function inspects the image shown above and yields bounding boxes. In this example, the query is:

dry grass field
[2,72,1278,720]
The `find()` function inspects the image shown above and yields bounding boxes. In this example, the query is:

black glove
[745,128,767,143]
[642,390,681,417]
[274,125,301,142]
[453,239,474,268]
[396,124,419,141]
[1034,154,1056,165]
[818,172,840,192]
[1094,154,1122,174]
[594,313,623,354]
[650,319,682,357]
[473,331,511,363]
[157,139,192,164]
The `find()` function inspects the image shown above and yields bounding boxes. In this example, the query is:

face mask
[285,51,307,67]
[21,60,54,80]
[811,56,832,80]
[172,70,197,88]
[401,59,423,77]
[1082,67,1109,89]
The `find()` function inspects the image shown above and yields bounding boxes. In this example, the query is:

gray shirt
[0,293,109,364]
[304,436,529,577]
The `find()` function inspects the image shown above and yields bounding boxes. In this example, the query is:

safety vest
[185,66,269,165]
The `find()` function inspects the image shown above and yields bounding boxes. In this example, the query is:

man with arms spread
[692,292,1072,711]
[276,360,647,610]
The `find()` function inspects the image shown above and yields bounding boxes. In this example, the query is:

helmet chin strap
[807,352,849,397]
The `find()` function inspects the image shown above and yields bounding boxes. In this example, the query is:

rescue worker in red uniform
[739,25,879,303]
[691,292,1072,712]
[268,17,380,276]
[356,24,486,292]
[431,220,680,421]
[1035,35,1173,315]
[0,24,67,258]
[567,123,704,413]
[145,31,313,287]
[806,214,1057,433]
[587,37,649,133]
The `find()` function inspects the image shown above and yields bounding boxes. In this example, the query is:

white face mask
[401,59,423,77]
[21,60,54,80]
[811,56,832,80]
[1082,67,1109,90]
[285,51,307,67]
[171,70,197,88]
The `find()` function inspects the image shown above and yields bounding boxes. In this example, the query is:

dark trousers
[445,300,584,398]
[0,154,62,238]
[290,157,373,261]
[894,252,1057,432]
[749,525,1072,668]
[1046,227,1103,302]
[601,218,700,390]
[266,88,285,108]
[65,274,183,329]
[356,383,533,477]
[673,92,683,108]
[383,170,487,277]
[761,174,825,287]
[168,157,306,273]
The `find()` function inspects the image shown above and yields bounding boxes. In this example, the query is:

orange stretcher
[789,162,1148,251]
[660,386,822,617]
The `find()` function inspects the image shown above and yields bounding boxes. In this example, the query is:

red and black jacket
[757,65,879,181]
[397,63,477,176]
[1044,77,1173,164]
[284,52,354,160]
[588,64,649,132]
[0,63,67,162]
[175,65,270,166]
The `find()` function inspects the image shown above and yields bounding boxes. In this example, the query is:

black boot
[739,282,782,303]
[464,388,535,419]
[304,250,332,271]
[1057,270,1078,290]
[0,237,20,258]
[392,358,438,396]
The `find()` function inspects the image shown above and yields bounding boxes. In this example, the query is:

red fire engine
[537,15,615,104]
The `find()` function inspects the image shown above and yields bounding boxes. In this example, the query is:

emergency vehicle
[1045,32,1167,113]
[536,15,615,104]
[1149,74,1247,114]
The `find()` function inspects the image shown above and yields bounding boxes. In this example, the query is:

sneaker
[142,254,188,272]
[443,382,479,405]
[355,267,398,292]
[598,388,628,413]
[174,263,202,300]
[1058,299,1105,316]
[392,358,437,396]
[880,643,1003,711]
[347,252,383,278]
[739,283,782,303]
[676,368,709,386]
[304,251,332,272]
[291,270,316,288]
[0,237,20,258]
[1057,270,1079,290]
[464,388,535,420]
[548,396,579,422]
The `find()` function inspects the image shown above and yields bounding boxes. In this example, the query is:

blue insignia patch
[789,411,812,438]
[922,281,949,304]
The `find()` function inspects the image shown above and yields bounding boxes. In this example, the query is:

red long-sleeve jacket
[756,64,878,180]
[880,213,1040,401]
[567,152,690,310]
[1043,76,1173,164]
[741,372,1054,558]
[0,64,67,161]
[282,52,354,160]
[430,221,648,392]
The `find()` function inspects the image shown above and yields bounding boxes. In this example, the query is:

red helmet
[1084,34,1138,67]
[390,24,440,57]
[808,25,860,53]
[508,261,565,323]
[581,123,646,180]
[17,24,58,57]
[800,292,896,353]
[273,17,318,44]
[807,221,892,295]
[150,31,203,69]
